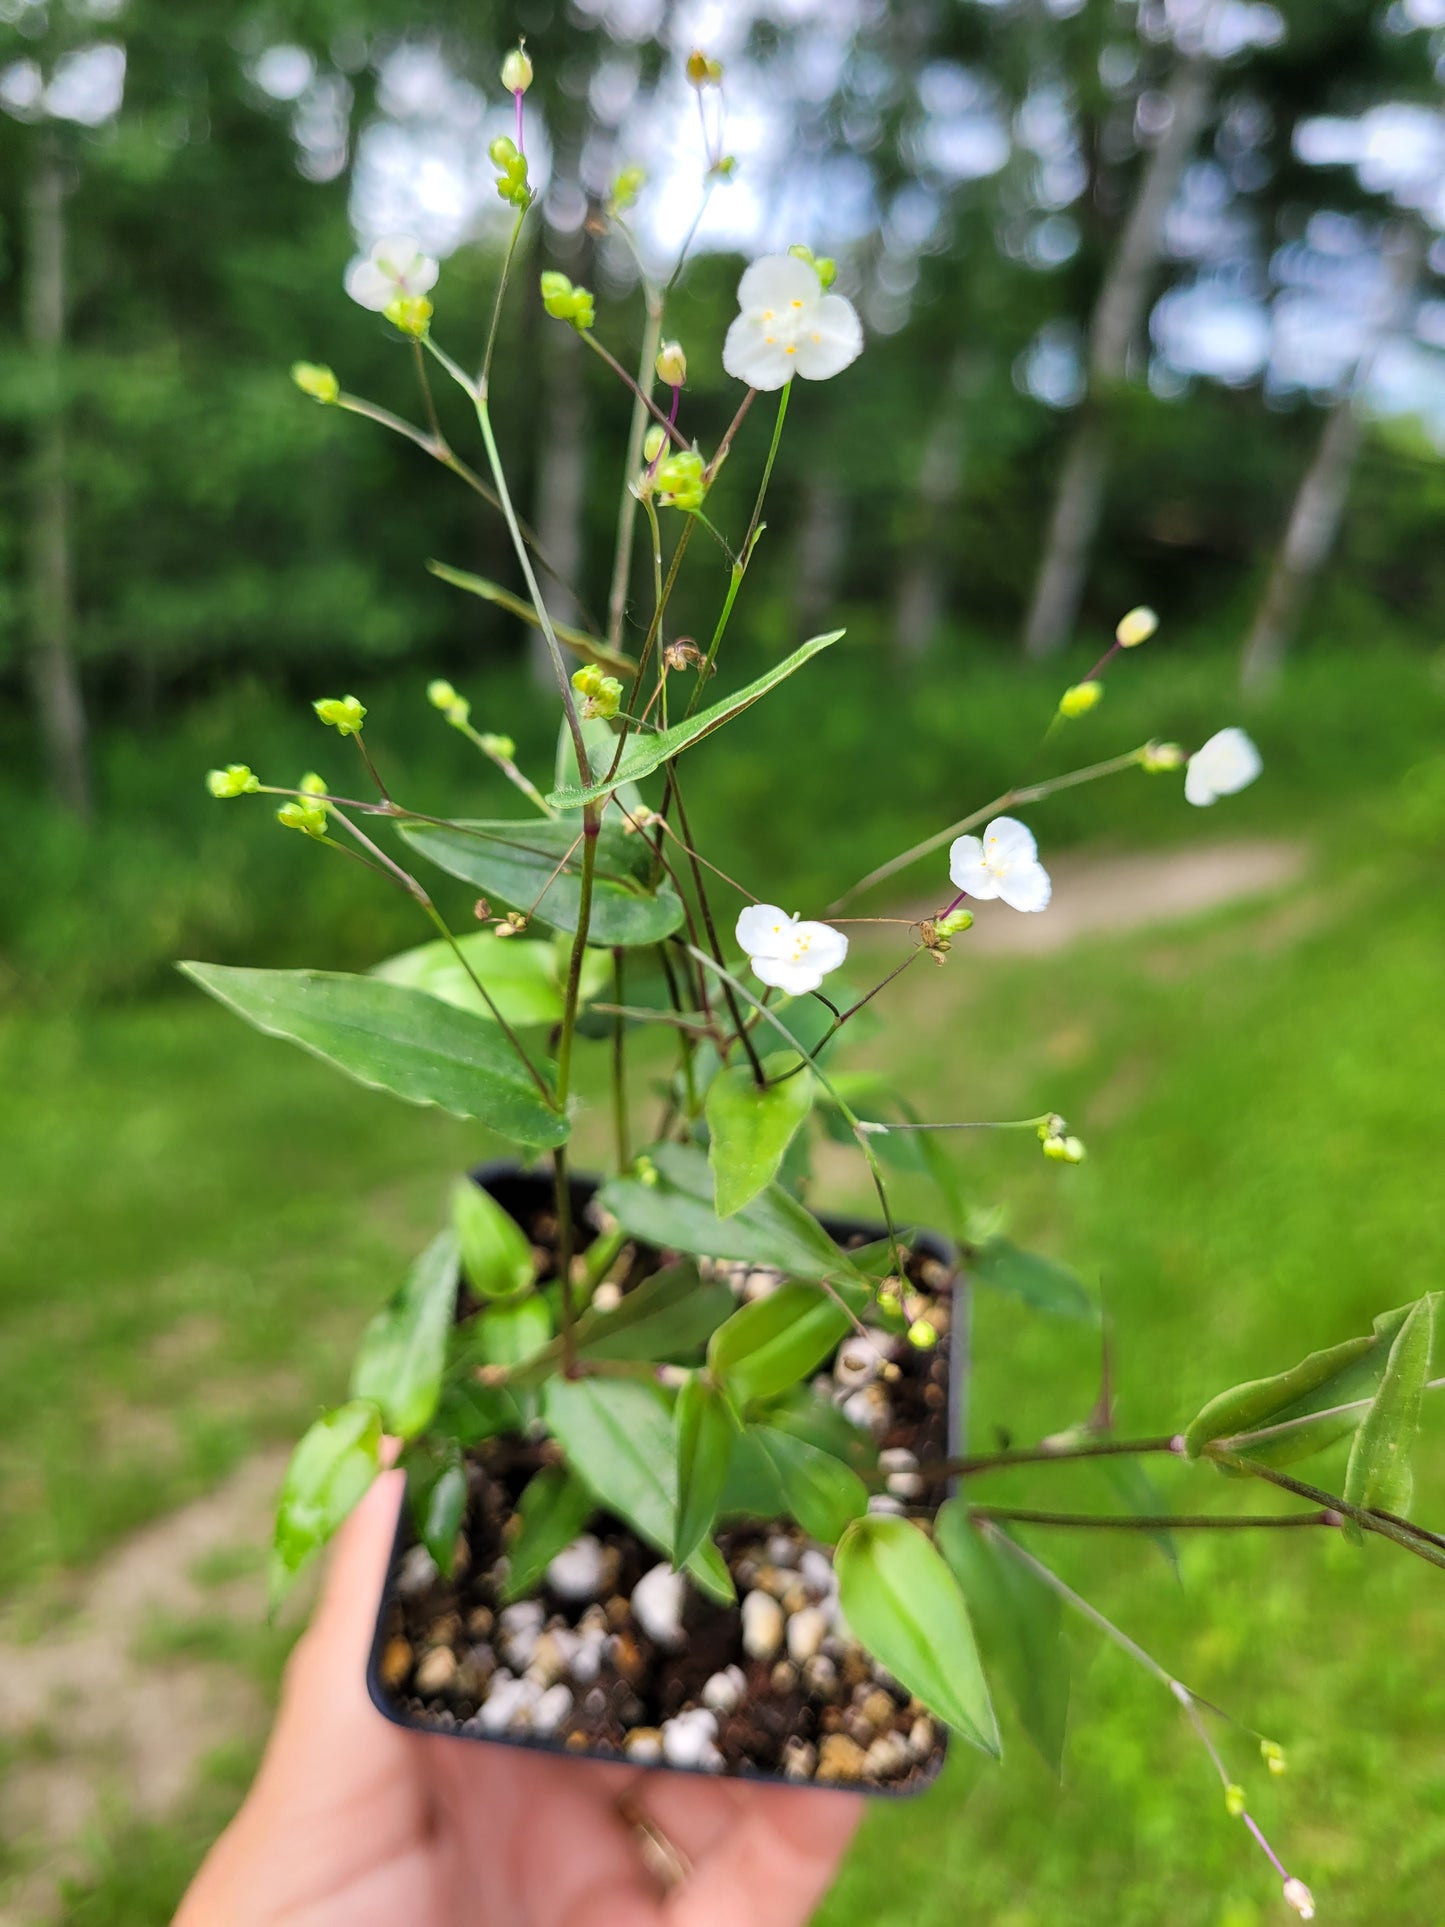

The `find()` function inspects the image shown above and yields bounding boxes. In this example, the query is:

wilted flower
[948,816,1052,913]
[1282,1876,1315,1920]
[346,235,438,313]
[736,904,848,996]
[1185,727,1262,807]
[722,254,863,392]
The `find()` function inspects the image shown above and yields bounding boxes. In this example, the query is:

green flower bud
[276,797,328,839]
[206,763,260,799]
[907,1317,938,1350]
[655,448,707,512]
[479,731,515,759]
[314,694,367,737]
[1141,740,1186,773]
[491,138,531,208]
[642,425,667,465]
[685,49,723,86]
[383,293,432,337]
[572,662,605,699]
[581,675,623,722]
[610,165,646,212]
[934,907,974,939]
[1261,1740,1287,1777]
[787,243,835,288]
[291,361,340,405]
[636,1154,660,1187]
[299,771,328,798]
[428,678,459,711]
[1042,1133,1086,1164]
[1224,1784,1246,1819]
[1116,605,1159,648]
[489,135,518,167]
[501,45,533,94]
[655,340,687,386]
[539,270,595,331]
[1058,680,1103,719]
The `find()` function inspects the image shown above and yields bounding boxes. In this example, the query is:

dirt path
[0,836,1309,1923]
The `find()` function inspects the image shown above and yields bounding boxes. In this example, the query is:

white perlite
[546,1534,605,1600]
[631,1563,687,1647]
[741,1589,785,1661]
[661,1707,723,1771]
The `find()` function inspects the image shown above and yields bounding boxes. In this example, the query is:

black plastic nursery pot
[366,1162,962,1796]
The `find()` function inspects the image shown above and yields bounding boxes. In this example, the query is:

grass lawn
[5,815,1444,1923]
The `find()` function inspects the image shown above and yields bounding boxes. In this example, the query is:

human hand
[176,1471,863,1926]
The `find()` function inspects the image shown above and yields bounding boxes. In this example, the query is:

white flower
[736,903,848,996]
[722,255,863,391]
[346,235,439,312]
[1184,727,1263,807]
[948,816,1052,913]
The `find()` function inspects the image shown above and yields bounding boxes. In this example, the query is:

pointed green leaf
[350,1231,460,1439]
[432,1377,524,1447]
[555,714,649,825]
[547,629,846,809]
[969,1239,1097,1324]
[708,1284,854,1409]
[501,1465,597,1603]
[718,1427,789,1521]
[758,1386,881,1479]
[511,1261,734,1388]
[936,1502,1069,1774]
[1185,1305,1414,1465]
[471,1296,554,1370]
[452,1179,535,1302]
[753,1425,869,1544]
[179,963,568,1147]
[599,1143,865,1285]
[375,931,608,1028]
[427,559,634,677]
[542,1377,734,1603]
[270,1400,382,1611]
[835,1514,1000,1755]
[1342,1294,1436,1544]
[706,1053,815,1218]
[675,1378,740,1567]
[399,818,683,948]
[406,1437,468,1576]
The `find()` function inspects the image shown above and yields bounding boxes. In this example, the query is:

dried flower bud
[473,897,492,920]
[1116,605,1159,648]
[501,44,533,94]
[1282,1877,1314,1920]
[656,340,687,386]
[206,764,259,799]
[291,361,339,404]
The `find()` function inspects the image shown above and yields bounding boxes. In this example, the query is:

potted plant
[187,40,1436,1918]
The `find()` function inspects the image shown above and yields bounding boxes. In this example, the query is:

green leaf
[936,1502,1069,1774]
[706,1053,815,1218]
[179,963,568,1148]
[452,1179,534,1302]
[1185,1305,1414,1466]
[406,1437,468,1576]
[501,1465,597,1603]
[432,1377,524,1447]
[427,559,634,678]
[753,1425,869,1544]
[969,1239,1097,1324]
[834,1514,999,1755]
[1342,1294,1436,1544]
[399,819,683,948]
[511,1261,734,1389]
[350,1231,460,1440]
[555,714,648,826]
[374,930,608,1028]
[541,1376,734,1603]
[471,1296,554,1369]
[675,1378,740,1567]
[758,1386,881,1478]
[1097,1458,1180,1579]
[547,629,846,809]
[708,1284,854,1409]
[718,1428,788,1521]
[599,1143,865,1285]
[270,1400,382,1611]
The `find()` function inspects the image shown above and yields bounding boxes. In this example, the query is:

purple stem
[515,89,525,155]
[1081,638,1122,685]
[1242,1814,1289,1881]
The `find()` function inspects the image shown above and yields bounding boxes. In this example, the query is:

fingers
[647,1780,863,1927]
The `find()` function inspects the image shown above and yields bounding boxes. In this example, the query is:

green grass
[13,755,1445,1922]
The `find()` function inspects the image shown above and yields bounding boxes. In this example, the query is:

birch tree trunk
[1239,224,1423,695]
[25,132,93,820]
[1021,58,1215,661]
[893,356,969,660]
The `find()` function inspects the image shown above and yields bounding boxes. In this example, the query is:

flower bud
[572,662,605,699]
[584,676,623,721]
[491,138,531,208]
[642,424,667,464]
[1059,680,1103,718]
[276,797,328,839]
[636,1154,660,1187]
[934,907,974,939]
[383,293,432,337]
[299,772,328,798]
[685,49,723,86]
[206,764,259,799]
[655,448,707,512]
[427,679,459,710]
[907,1318,938,1350]
[291,361,340,405]
[610,165,646,212]
[1116,605,1159,648]
[656,340,687,387]
[1224,1784,1246,1818]
[501,44,533,94]
[1282,1877,1315,1920]
[1141,740,1186,773]
[1042,1133,1086,1164]
[314,694,367,737]
[1260,1740,1287,1776]
[479,731,515,759]
[787,243,836,289]
[489,134,518,167]
[539,270,594,331]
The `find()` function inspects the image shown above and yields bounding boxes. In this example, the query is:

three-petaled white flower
[948,816,1052,913]
[722,255,863,392]
[1184,727,1262,807]
[346,235,440,312]
[736,904,848,996]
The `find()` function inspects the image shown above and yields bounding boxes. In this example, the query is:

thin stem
[968,1505,1335,1532]
[607,291,665,653]
[583,330,690,452]
[829,745,1151,911]
[924,1433,1181,1486]
[480,209,528,394]
[985,1526,1172,1685]
[610,949,630,1172]
[672,780,765,1084]
[451,719,556,817]
[1205,1445,1445,1569]
[411,337,443,445]
[354,735,392,805]
[860,1111,1055,1136]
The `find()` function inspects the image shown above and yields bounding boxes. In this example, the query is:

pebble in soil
[375,1233,953,1791]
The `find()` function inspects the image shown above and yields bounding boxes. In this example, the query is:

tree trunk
[893,359,969,659]
[1239,224,1424,695]
[1022,59,1214,660]
[791,479,847,640]
[25,132,92,820]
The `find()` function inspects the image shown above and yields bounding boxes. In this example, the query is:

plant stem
[480,209,528,394]
[551,809,601,1377]
[584,329,690,452]
[605,290,665,652]
[610,948,630,1171]
[1204,1445,1445,1568]
[920,1433,1182,1486]
[671,779,765,1084]
[968,1505,1335,1532]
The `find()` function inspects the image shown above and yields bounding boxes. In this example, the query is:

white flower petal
[793,293,863,381]
[751,954,826,996]
[792,919,848,975]
[346,259,394,311]
[981,816,1038,866]
[722,315,799,391]
[998,859,1052,913]
[736,253,820,315]
[1185,727,1262,807]
[373,235,437,293]
[948,834,1001,899]
[736,903,793,959]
